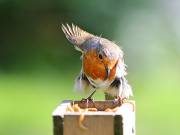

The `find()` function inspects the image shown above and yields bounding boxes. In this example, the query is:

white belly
[87,76,112,89]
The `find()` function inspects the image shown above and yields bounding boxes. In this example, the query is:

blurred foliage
[0,0,180,135]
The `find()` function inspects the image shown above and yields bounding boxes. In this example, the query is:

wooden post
[52,100,135,135]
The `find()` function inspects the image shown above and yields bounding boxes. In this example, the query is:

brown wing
[61,23,94,50]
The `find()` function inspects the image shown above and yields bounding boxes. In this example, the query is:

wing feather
[61,23,94,49]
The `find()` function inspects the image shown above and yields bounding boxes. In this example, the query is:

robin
[62,23,133,102]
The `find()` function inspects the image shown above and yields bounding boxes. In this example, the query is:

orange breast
[83,49,116,81]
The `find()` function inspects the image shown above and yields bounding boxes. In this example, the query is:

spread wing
[61,23,94,51]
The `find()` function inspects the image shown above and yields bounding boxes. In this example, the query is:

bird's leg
[80,90,96,107]
[87,90,96,100]
[81,90,96,101]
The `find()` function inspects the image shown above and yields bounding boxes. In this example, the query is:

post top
[52,100,135,118]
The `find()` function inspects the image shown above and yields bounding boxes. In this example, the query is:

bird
[61,23,133,102]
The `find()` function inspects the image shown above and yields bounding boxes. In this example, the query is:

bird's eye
[98,54,103,59]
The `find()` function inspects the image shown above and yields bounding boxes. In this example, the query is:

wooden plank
[64,115,114,135]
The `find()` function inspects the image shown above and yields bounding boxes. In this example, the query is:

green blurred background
[0,0,180,135]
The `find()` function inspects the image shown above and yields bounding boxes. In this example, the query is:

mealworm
[105,108,113,112]
[73,104,81,112]
[66,105,74,112]
[79,108,88,130]
[88,108,98,111]
[66,104,120,130]
[112,107,118,112]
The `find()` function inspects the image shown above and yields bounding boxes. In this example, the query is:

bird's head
[82,37,123,80]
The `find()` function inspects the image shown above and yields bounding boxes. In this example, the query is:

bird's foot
[80,97,94,108]
[81,97,93,102]
[113,97,135,111]
[113,97,126,105]
[81,90,96,103]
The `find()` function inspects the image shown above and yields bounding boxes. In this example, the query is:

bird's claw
[81,97,93,102]
[113,97,135,111]
[80,97,94,108]
[113,97,126,105]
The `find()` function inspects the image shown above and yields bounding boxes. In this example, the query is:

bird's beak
[104,66,110,80]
